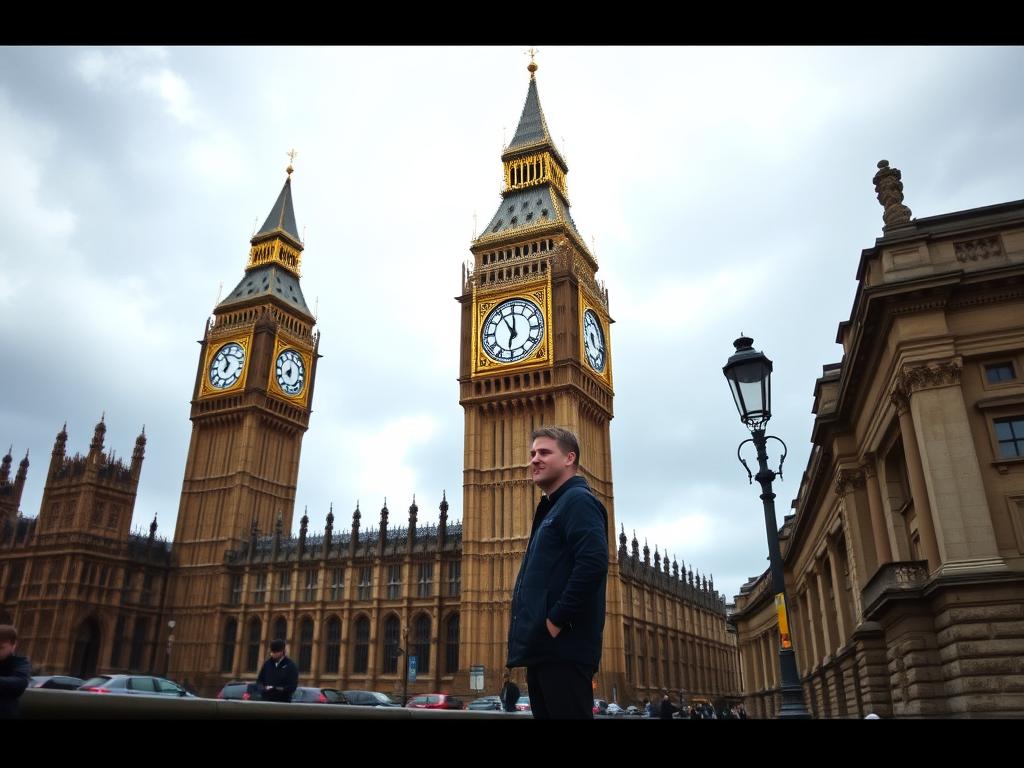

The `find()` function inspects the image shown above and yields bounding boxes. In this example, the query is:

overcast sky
[2,46,1022,601]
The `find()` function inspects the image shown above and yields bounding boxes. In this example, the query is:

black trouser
[526,662,595,719]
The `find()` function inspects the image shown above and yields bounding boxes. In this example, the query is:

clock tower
[458,62,626,694]
[167,164,320,682]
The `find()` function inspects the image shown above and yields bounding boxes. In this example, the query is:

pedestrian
[256,638,298,703]
[659,692,676,720]
[500,670,521,712]
[0,624,31,719]
[506,426,609,719]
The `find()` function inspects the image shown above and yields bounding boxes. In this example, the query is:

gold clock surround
[471,278,552,377]
[579,286,612,387]
[198,334,253,398]
[267,335,313,408]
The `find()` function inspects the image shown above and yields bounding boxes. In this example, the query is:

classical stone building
[731,161,1024,718]
[0,63,738,705]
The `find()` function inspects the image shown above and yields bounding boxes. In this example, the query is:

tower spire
[216,160,313,320]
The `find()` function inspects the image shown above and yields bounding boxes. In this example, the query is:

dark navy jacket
[256,655,299,702]
[507,475,609,669]
[0,653,31,719]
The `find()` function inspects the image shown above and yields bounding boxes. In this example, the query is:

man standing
[507,426,609,719]
[500,670,521,713]
[256,638,299,703]
[0,624,31,719]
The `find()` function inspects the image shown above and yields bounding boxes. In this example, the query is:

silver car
[78,675,198,697]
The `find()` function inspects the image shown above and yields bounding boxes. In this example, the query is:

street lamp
[166,620,176,678]
[723,336,810,719]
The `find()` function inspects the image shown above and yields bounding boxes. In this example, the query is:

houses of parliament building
[0,62,740,703]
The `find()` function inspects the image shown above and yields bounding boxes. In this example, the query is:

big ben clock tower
[458,61,626,694]
[168,162,320,681]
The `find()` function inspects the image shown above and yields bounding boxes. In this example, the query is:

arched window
[221,618,238,672]
[298,617,314,673]
[247,618,262,672]
[444,613,459,674]
[273,616,287,646]
[413,614,431,675]
[382,615,400,674]
[353,616,370,674]
[324,617,341,674]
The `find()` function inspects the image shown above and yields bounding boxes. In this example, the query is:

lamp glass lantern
[723,336,773,428]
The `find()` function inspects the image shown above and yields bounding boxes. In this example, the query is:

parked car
[217,681,260,701]
[292,686,346,704]
[467,695,503,711]
[625,705,641,716]
[593,698,609,715]
[28,675,85,690]
[341,690,402,707]
[78,675,198,697]
[606,702,625,716]
[406,693,464,709]
[515,694,531,712]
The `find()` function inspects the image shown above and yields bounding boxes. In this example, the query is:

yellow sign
[775,593,792,650]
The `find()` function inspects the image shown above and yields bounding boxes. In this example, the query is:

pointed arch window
[221,618,237,673]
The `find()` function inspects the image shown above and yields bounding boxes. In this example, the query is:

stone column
[890,384,942,571]
[862,455,894,565]
[898,362,1006,574]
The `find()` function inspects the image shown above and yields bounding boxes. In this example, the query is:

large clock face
[209,342,246,389]
[481,297,545,364]
[275,349,306,396]
[583,309,606,373]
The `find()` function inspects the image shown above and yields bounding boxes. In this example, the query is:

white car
[606,702,625,716]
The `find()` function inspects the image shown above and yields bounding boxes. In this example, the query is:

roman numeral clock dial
[481,297,545,363]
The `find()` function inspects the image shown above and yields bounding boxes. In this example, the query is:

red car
[405,693,465,710]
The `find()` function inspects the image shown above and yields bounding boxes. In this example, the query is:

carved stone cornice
[954,235,1003,263]
[860,453,878,479]
[898,361,962,393]
[891,361,963,411]
[834,468,866,497]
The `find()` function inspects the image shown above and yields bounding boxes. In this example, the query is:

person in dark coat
[500,671,521,712]
[256,638,299,703]
[0,624,31,719]
[507,426,609,720]
[659,693,676,719]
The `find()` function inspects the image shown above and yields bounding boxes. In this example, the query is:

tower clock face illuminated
[481,297,545,363]
[209,342,246,389]
[275,349,306,396]
[583,309,606,373]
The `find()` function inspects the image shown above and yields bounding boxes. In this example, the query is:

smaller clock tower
[168,162,320,682]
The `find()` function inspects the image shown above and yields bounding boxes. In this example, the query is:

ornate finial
[326,503,334,527]
[149,514,158,537]
[286,148,297,177]
[873,159,913,230]
[526,47,539,77]
[301,507,309,526]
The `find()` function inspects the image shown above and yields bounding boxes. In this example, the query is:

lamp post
[723,335,810,719]
[165,620,176,678]
[398,626,410,706]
